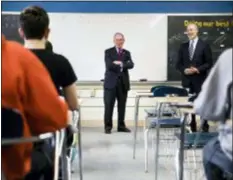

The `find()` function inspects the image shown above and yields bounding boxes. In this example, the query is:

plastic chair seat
[144,109,173,117]
[175,132,218,149]
[149,118,181,128]
[152,86,188,97]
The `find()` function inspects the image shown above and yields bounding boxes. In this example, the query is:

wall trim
[2,2,233,13]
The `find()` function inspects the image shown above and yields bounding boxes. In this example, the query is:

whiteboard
[49,13,168,81]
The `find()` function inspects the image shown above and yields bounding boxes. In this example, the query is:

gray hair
[113,32,124,39]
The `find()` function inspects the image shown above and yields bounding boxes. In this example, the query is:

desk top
[135,91,153,96]
[180,108,196,114]
[135,92,189,102]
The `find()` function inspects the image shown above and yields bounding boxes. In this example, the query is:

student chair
[1,107,66,180]
[68,110,83,180]
[175,132,218,180]
[170,103,219,180]
[146,85,186,117]
[143,86,188,174]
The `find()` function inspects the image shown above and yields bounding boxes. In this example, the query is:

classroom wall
[2,1,232,125]
[2,1,233,81]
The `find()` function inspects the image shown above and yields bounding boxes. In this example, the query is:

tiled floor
[71,127,206,180]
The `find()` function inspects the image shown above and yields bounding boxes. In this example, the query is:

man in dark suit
[176,23,213,132]
[104,32,134,134]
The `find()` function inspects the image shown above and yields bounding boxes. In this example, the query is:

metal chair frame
[68,109,83,180]
[144,101,182,173]
[2,130,65,180]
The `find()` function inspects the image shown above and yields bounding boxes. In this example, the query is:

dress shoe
[117,127,131,133]
[105,129,111,134]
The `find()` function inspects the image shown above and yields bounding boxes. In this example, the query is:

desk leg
[133,95,140,159]
[78,109,83,180]
[154,121,160,180]
[179,113,188,180]
[61,134,69,180]
[54,131,60,180]
[154,103,162,180]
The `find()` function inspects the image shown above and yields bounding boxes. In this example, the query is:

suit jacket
[176,39,213,92]
[104,47,134,91]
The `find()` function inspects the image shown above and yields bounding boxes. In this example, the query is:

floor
[71,127,206,180]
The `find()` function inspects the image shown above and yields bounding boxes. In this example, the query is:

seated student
[2,35,68,180]
[19,6,79,179]
[19,5,79,111]
[194,48,232,180]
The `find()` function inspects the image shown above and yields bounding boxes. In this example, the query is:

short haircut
[45,41,53,52]
[19,6,49,39]
[114,32,124,39]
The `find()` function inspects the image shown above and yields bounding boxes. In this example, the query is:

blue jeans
[203,138,233,180]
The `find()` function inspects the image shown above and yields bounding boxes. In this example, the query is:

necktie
[189,40,194,61]
[118,48,123,56]
[118,48,123,72]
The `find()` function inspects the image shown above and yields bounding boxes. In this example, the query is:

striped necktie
[189,40,194,61]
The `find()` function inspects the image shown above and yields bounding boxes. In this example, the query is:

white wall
[48,13,168,81]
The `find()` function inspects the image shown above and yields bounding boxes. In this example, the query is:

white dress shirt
[189,37,198,54]
[24,39,46,49]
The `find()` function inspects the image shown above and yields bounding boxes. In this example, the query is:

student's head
[19,6,50,40]
[186,23,199,40]
[45,41,53,52]
[113,32,125,48]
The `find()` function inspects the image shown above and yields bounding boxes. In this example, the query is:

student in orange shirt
[1,35,69,180]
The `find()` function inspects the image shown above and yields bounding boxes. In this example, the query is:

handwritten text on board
[184,20,233,28]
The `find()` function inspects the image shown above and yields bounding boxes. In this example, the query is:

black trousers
[188,82,208,132]
[104,78,128,130]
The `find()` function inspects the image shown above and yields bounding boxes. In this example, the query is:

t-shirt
[30,49,77,95]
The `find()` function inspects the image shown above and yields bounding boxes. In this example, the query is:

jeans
[203,138,233,180]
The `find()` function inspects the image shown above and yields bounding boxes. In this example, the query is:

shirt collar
[115,46,123,52]
[190,37,198,44]
[24,39,46,49]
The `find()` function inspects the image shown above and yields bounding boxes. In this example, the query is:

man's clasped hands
[113,60,122,66]
[184,66,200,75]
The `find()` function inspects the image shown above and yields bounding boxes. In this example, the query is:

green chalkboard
[167,16,233,81]
[2,14,23,44]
